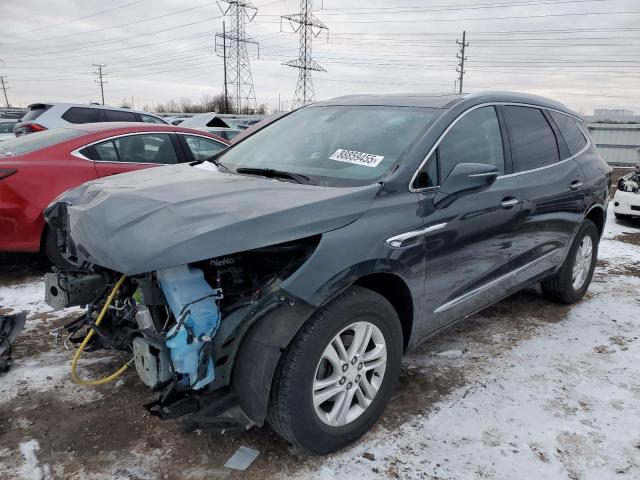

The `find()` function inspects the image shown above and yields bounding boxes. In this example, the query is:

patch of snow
[433,349,464,358]
[0,350,103,405]
[17,439,51,480]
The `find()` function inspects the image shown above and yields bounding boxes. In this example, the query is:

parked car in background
[13,103,167,136]
[0,120,17,142]
[0,123,228,264]
[613,165,640,220]
[0,109,26,120]
[45,91,610,454]
[162,116,190,125]
[177,113,248,140]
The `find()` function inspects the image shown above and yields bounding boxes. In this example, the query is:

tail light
[0,168,17,180]
[14,123,47,136]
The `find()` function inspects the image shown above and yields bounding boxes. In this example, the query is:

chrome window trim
[409,102,590,193]
[386,222,447,248]
[70,131,182,164]
[434,248,559,314]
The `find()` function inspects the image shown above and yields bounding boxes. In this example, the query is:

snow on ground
[290,215,640,480]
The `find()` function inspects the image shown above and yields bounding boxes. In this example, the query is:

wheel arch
[353,272,414,352]
[585,204,605,239]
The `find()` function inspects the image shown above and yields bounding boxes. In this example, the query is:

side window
[184,135,226,160]
[113,134,178,164]
[61,107,101,124]
[549,111,587,157]
[92,140,119,162]
[503,106,559,172]
[415,106,504,188]
[103,110,137,122]
[140,114,166,124]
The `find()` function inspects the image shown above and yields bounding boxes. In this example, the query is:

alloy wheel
[312,321,387,427]
[572,235,593,289]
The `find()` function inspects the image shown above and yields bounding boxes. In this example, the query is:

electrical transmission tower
[0,76,10,108]
[216,1,259,113]
[93,64,107,105]
[281,0,328,109]
[455,31,468,94]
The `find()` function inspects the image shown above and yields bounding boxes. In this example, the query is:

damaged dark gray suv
[44,91,611,454]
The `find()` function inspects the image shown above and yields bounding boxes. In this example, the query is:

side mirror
[434,163,499,208]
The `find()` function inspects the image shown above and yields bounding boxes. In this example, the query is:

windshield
[0,128,84,156]
[218,105,439,186]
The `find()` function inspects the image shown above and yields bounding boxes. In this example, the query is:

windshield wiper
[235,167,313,185]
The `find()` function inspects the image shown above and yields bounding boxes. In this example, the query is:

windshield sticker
[329,149,384,168]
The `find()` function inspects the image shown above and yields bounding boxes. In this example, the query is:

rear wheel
[541,220,598,304]
[268,286,403,454]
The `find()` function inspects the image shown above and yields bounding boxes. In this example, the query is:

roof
[313,90,580,118]
[62,122,230,143]
[26,102,161,117]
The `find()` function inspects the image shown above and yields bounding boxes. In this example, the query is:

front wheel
[541,219,598,304]
[268,286,403,454]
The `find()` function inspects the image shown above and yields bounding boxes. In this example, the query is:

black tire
[541,219,598,304]
[268,286,403,454]
[614,213,632,220]
[43,227,76,269]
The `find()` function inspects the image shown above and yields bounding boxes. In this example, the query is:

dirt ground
[1,210,640,479]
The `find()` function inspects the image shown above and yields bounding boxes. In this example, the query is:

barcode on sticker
[329,149,384,168]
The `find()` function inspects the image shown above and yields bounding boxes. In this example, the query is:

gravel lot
[1,206,639,480]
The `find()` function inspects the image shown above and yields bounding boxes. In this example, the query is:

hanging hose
[70,274,132,386]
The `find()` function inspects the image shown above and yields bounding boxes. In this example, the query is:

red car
[0,123,229,264]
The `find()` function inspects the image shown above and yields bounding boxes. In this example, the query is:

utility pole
[93,64,107,105]
[0,76,9,108]
[215,1,259,113]
[282,0,328,109]
[456,31,468,95]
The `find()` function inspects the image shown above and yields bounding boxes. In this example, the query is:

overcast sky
[0,0,639,114]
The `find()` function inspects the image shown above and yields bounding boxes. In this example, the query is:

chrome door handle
[570,181,584,191]
[500,198,519,209]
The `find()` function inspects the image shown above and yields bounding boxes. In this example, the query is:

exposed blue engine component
[156,265,222,390]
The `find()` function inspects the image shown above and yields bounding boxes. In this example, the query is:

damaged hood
[46,163,380,274]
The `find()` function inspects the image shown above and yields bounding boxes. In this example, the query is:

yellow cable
[71,274,132,386]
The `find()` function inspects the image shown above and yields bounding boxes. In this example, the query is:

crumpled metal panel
[45,163,379,275]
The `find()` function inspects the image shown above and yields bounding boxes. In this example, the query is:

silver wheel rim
[572,235,593,289]
[312,321,387,427]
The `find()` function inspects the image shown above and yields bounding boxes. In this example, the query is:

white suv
[14,103,166,136]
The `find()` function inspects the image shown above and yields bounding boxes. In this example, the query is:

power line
[281,0,328,109]
[0,0,145,39]
[93,64,107,105]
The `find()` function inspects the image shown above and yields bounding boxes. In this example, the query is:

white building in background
[584,109,640,166]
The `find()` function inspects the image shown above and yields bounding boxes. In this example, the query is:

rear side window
[62,107,101,124]
[0,128,84,156]
[21,104,51,122]
[549,111,587,157]
[503,106,559,172]
[103,110,137,122]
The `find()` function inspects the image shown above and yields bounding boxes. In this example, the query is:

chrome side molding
[386,223,447,248]
[434,248,559,314]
